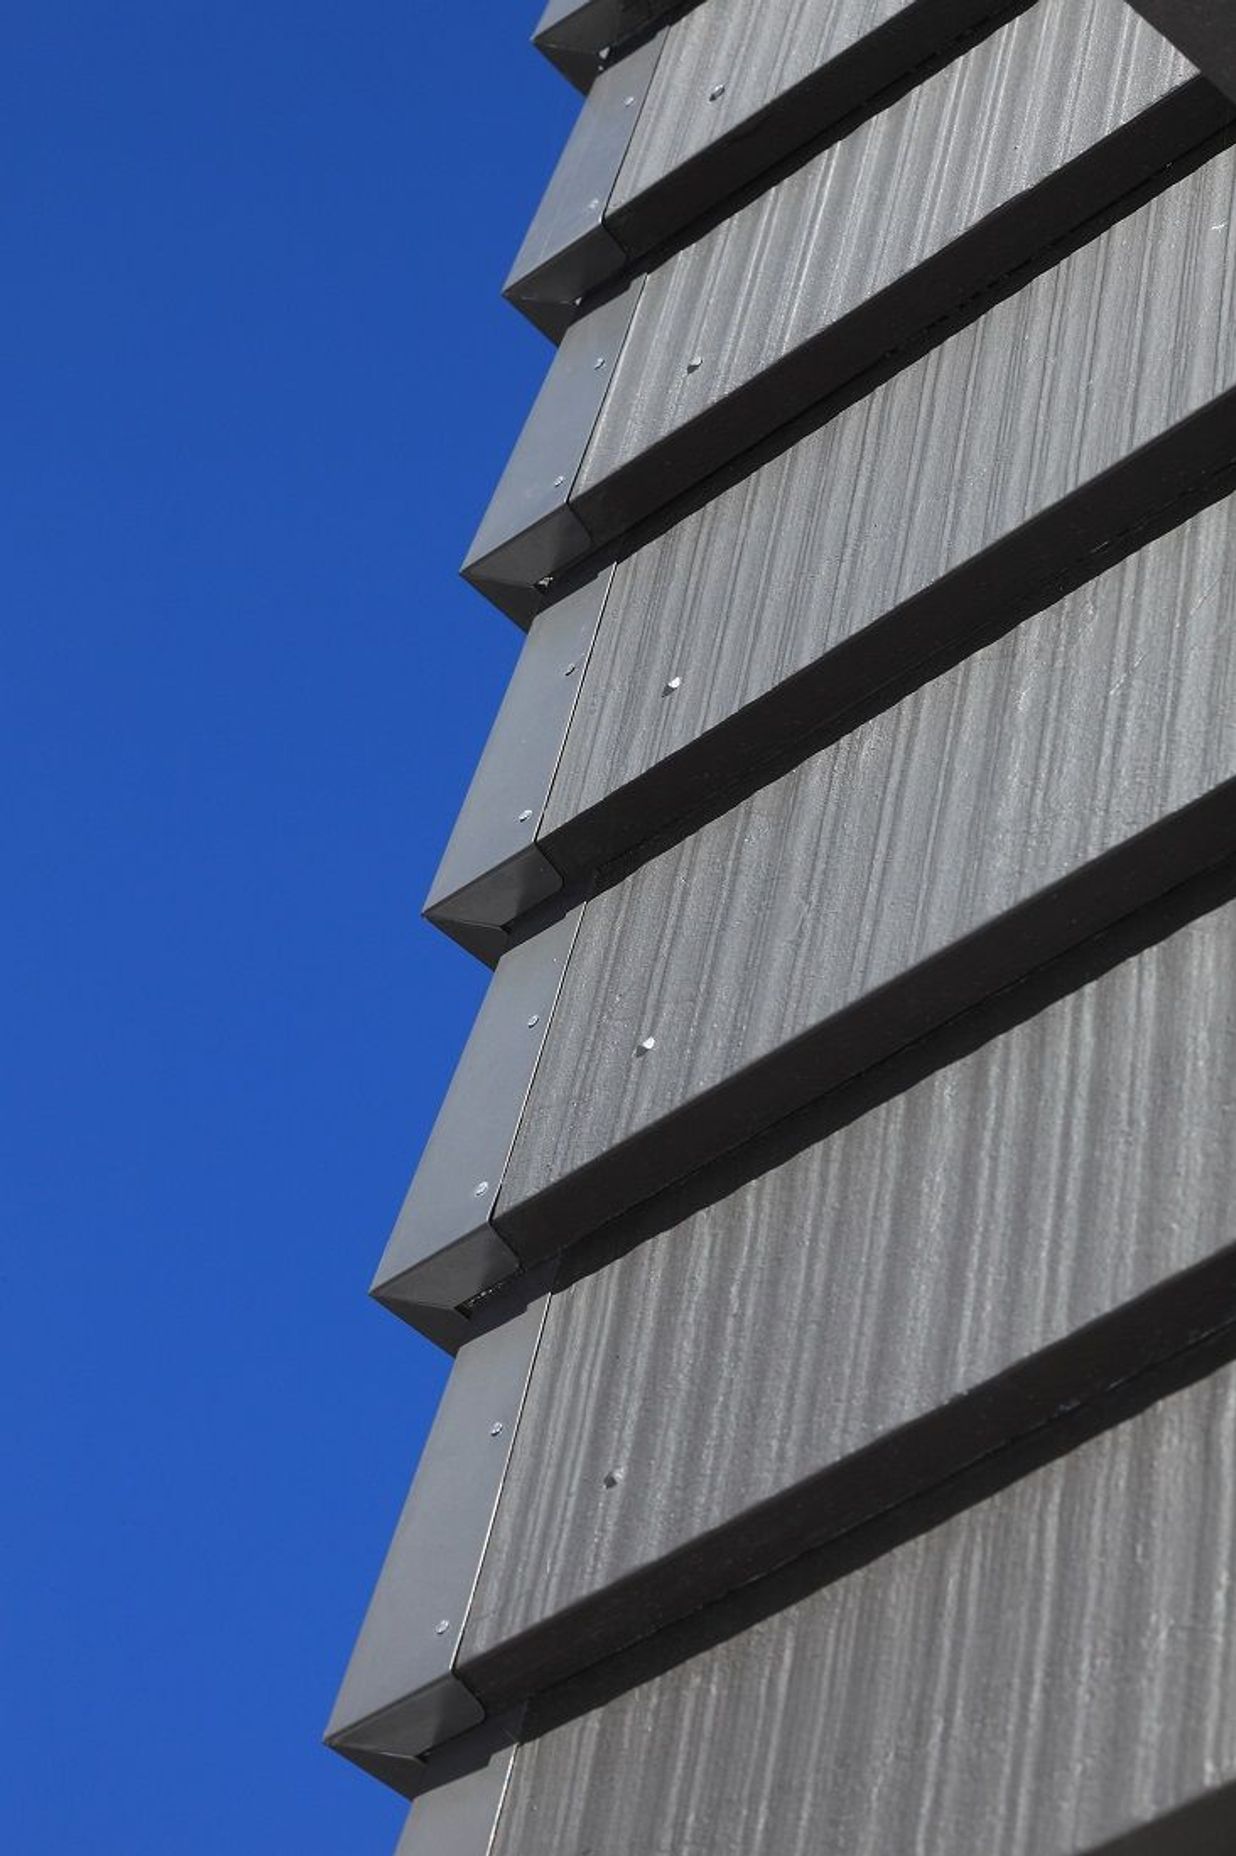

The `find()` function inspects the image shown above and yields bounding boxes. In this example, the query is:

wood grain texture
[578,0,1193,492]
[488,1361,1236,1856]
[609,0,1024,219]
[464,892,1236,1659]
[544,143,1236,839]
[499,494,1236,1238]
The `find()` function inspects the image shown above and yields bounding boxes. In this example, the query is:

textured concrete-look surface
[542,142,1236,854]
[575,0,1193,492]
[489,1361,1236,1856]
[464,893,1236,1672]
[498,493,1236,1253]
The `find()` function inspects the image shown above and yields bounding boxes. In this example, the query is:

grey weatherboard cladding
[383,444,1236,1350]
[462,880,1236,1696]
[498,493,1236,1267]
[435,144,1236,951]
[489,1360,1236,1856]
[330,0,1236,1849]
[353,874,1236,1760]
[466,0,1232,618]
[508,0,1039,337]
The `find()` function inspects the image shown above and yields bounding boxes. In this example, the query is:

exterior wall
[327,2,1236,1851]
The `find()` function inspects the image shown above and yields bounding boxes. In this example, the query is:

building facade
[329,1,1236,1849]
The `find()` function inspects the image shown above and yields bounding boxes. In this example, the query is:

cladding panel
[488,1362,1236,1856]
[609,0,1025,219]
[576,0,1195,491]
[468,0,1227,612]
[540,142,1236,859]
[463,890,1236,1669]
[498,494,1236,1254]
[510,0,1037,331]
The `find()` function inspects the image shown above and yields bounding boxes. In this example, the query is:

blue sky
[0,3,576,1848]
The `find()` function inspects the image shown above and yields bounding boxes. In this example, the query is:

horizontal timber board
[466,0,1229,616]
[495,491,1236,1256]
[437,142,1236,944]
[509,0,1036,334]
[487,1359,1236,1856]
[460,882,1236,1698]
[324,1282,548,1781]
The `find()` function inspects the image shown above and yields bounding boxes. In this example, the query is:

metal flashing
[458,882,1236,1703]
[325,1283,548,1795]
[468,0,1230,618]
[466,148,1236,929]
[532,0,694,93]
[511,0,1036,338]
[424,571,613,964]
[461,279,642,627]
[494,496,1236,1265]
[1129,0,1236,100]
[371,907,581,1342]
[505,36,662,344]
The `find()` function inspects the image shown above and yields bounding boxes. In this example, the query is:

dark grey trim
[392,1733,519,1855]
[371,908,581,1341]
[1129,0,1236,101]
[325,1285,548,1793]
[461,280,643,628]
[511,0,1035,339]
[532,0,692,93]
[505,37,662,344]
[424,571,614,965]
[467,41,1234,619]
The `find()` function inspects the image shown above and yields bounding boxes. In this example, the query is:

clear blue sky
[1,4,576,1849]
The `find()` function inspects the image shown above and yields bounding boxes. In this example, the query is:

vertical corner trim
[371,907,584,1338]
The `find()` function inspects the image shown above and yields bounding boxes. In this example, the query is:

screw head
[553,474,566,488]
[526,1014,540,1029]
[635,1036,656,1056]
[603,1470,624,1490]
[518,808,534,823]
[708,82,726,101]
[664,675,683,693]
[473,1181,490,1198]
[687,355,703,374]
[563,661,578,677]
[624,94,636,107]
[593,355,607,371]
[435,1619,451,1637]
[490,1422,504,1437]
